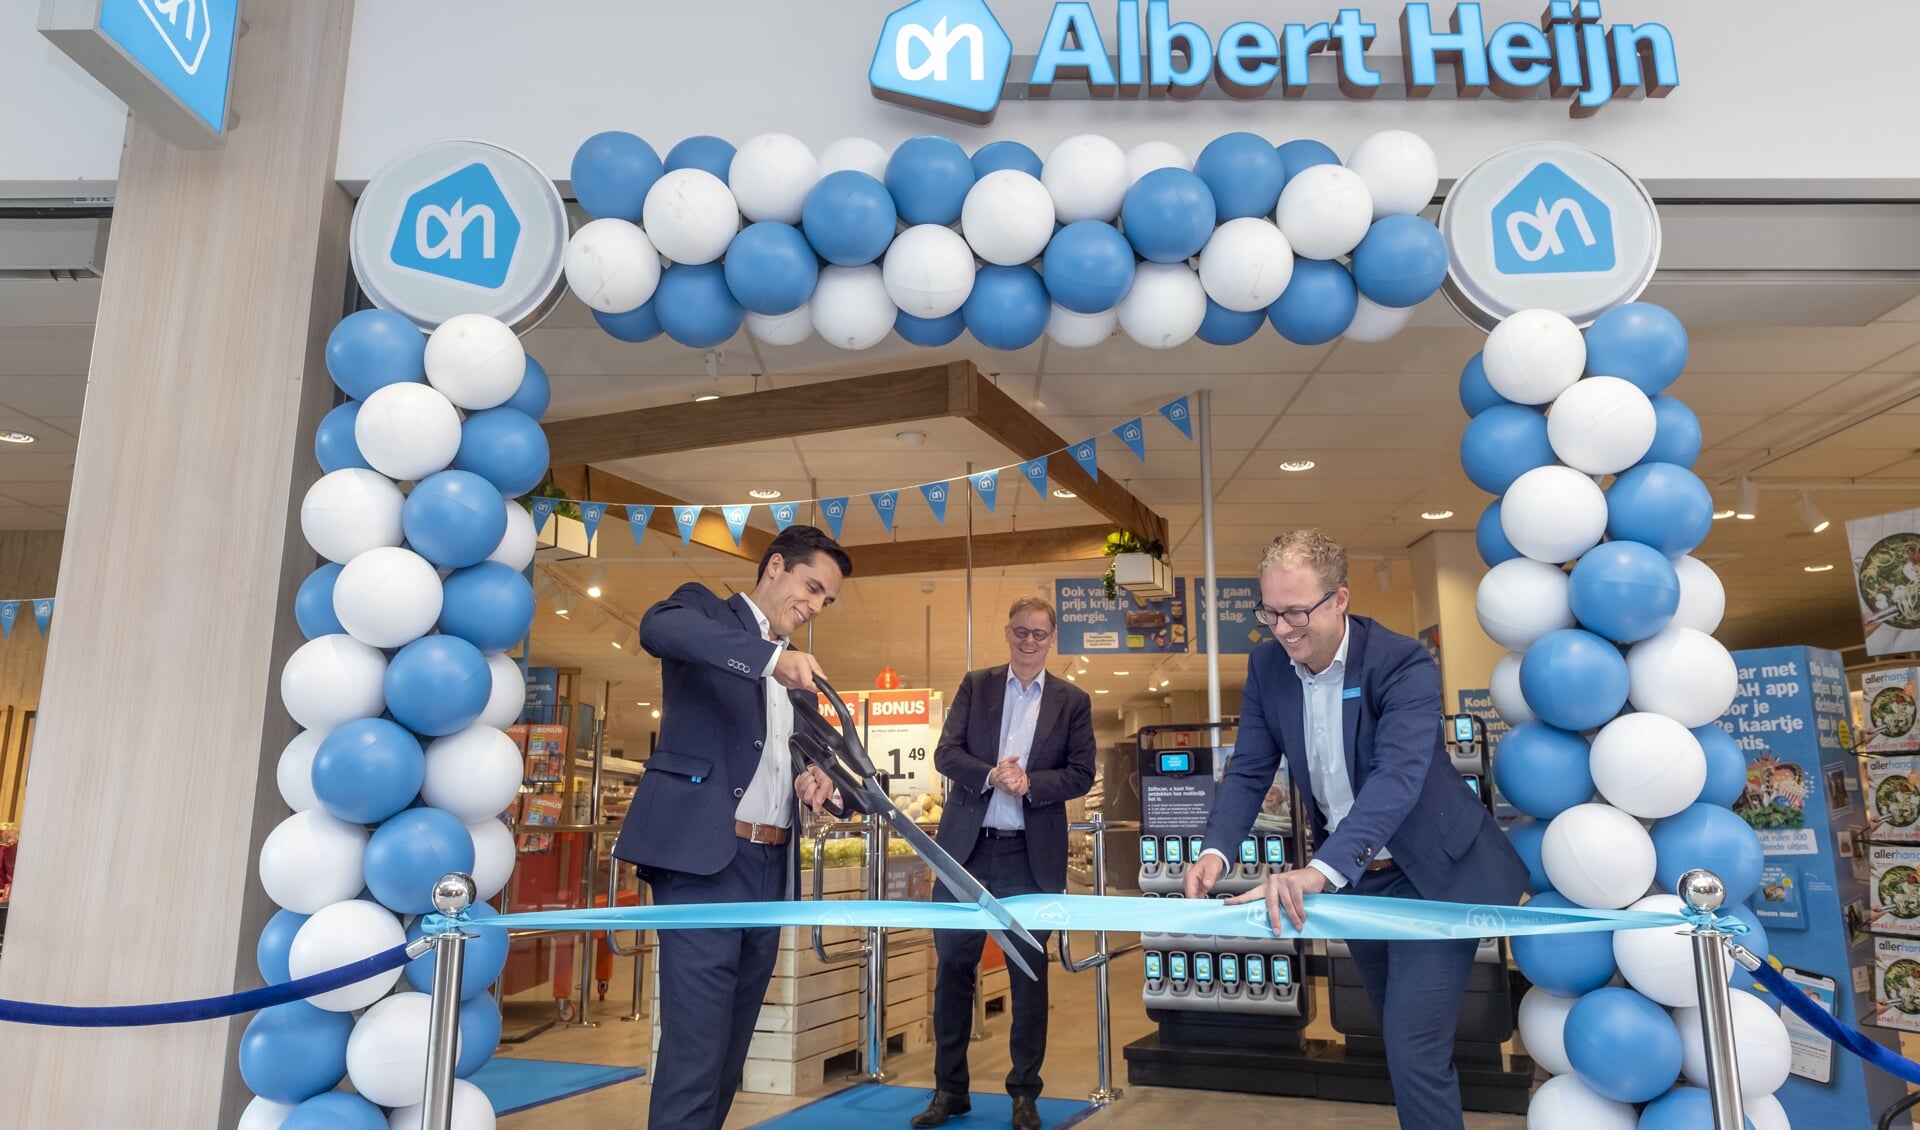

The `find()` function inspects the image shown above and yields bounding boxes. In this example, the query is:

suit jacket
[612,583,786,878]
[1202,616,1526,907]
[932,666,1098,893]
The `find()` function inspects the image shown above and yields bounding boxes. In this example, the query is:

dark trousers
[1343,865,1482,1130]
[930,834,1051,1100]
[648,842,786,1130]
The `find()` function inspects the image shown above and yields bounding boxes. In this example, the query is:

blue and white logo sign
[1439,141,1659,331]
[389,163,523,291]
[870,0,1013,123]
[40,0,240,146]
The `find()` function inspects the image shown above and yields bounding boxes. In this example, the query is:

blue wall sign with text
[1054,577,1187,655]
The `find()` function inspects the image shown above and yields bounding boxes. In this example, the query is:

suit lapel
[1268,647,1314,825]
[1031,676,1067,762]
[984,665,1008,755]
[730,594,771,717]
[1342,617,1364,784]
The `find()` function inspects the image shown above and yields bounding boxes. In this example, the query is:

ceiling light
[1804,564,1835,573]
[1735,476,1759,520]
[635,701,650,706]
[1374,561,1392,593]
[1713,509,1736,520]
[651,709,661,719]
[895,429,927,446]
[553,591,571,618]
[692,393,721,403]
[1113,670,1130,676]
[1094,688,1109,694]
[1279,459,1316,472]
[587,583,603,598]
[0,431,36,445]
[1051,488,1077,499]
[1420,510,1454,521]
[1159,679,1170,688]
[748,488,783,499]
[1795,491,1830,534]
[611,640,622,649]
[1066,674,1076,682]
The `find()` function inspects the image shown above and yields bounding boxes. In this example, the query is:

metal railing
[1056,814,1130,1107]
[807,815,889,1082]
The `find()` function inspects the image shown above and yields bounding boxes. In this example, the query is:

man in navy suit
[914,596,1096,1130]
[1187,529,1525,1130]
[611,525,849,1130]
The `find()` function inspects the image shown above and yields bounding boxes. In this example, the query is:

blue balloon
[1493,723,1594,819]
[404,470,509,570]
[282,1092,386,1130]
[1585,302,1689,395]
[1638,1086,1755,1130]
[1564,987,1682,1103]
[1506,818,1552,894]
[1606,462,1714,558]
[438,562,536,654]
[406,904,509,1000]
[571,131,664,222]
[1195,299,1265,345]
[453,407,549,498]
[295,564,345,639]
[885,135,975,226]
[384,635,492,737]
[1458,353,1508,417]
[1460,404,1554,494]
[326,309,425,401]
[1266,258,1357,344]
[895,308,966,347]
[1193,132,1285,221]
[971,140,1042,179]
[1120,168,1217,263]
[1723,901,1769,992]
[654,262,744,349]
[1511,892,1618,996]
[664,135,735,181]
[1350,215,1448,308]
[256,908,309,986]
[1520,629,1630,732]
[504,355,551,420]
[963,264,1050,351]
[312,718,425,825]
[1641,394,1702,468]
[365,807,478,915]
[724,222,819,315]
[1042,221,1136,313]
[1276,139,1341,187]
[593,300,662,343]
[238,1001,352,1104]
[1693,723,1746,808]
[1476,500,1521,567]
[802,171,898,267]
[314,400,369,473]
[458,990,503,1078]
[1569,541,1681,643]
[1651,803,1765,904]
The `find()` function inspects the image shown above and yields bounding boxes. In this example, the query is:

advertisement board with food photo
[1870,844,1920,937]
[1861,668,1920,754]
[1846,509,1920,657]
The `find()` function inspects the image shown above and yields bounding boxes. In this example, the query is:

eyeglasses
[1009,627,1053,642]
[1254,591,1335,629]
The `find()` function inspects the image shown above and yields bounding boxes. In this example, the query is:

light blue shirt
[1296,617,1381,889]
[983,668,1046,830]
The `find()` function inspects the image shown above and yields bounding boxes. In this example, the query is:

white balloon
[1547,376,1656,475]
[809,265,894,350]
[485,497,536,572]
[289,898,408,1011]
[882,224,977,318]
[238,1096,298,1130]
[1343,294,1416,343]
[745,304,815,346]
[1117,262,1207,349]
[817,137,890,180]
[728,132,818,224]
[1627,626,1740,728]
[1275,164,1373,260]
[1491,651,1537,725]
[469,817,517,902]
[1517,985,1578,1075]
[1046,303,1118,348]
[641,168,739,265]
[961,170,1055,266]
[258,810,369,914]
[1611,894,1705,1006]
[1674,990,1794,1099]
[1590,714,1706,819]
[302,468,405,564]
[276,729,327,813]
[1500,466,1609,564]
[422,725,525,822]
[479,652,525,730]
[1525,1073,1637,1130]
[1475,559,1575,651]
[1345,130,1440,219]
[348,992,445,1108]
[1671,555,1726,634]
[281,634,387,731]
[387,1079,497,1130]
[563,218,662,314]
[1484,309,1586,405]
[1745,1092,1791,1130]
[332,547,444,649]
[423,314,525,412]
[354,383,462,482]
[1197,217,1294,312]
[1542,803,1658,910]
[1043,134,1130,223]
[1126,140,1191,182]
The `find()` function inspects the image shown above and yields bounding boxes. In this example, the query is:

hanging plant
[1101,529,1167,602]
[521,480,583,522]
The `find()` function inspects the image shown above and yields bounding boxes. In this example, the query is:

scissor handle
[813,675,878,780]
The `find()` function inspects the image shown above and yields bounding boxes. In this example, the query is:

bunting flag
[580,501,608,547]
[721,504,752,546]
[919,481,950,524]
[1070,438,1100,483]
[869,490,899,533]
[530,496,559,536]
[973,469,1000,513]
[771,501,799,531]
[1019,456,1049,498]
[626,503,656,546]
[33,599,52,636]
[820,497,849,540]
[1158,396,1193,440]
[0,601,16,639]
[1114,417,1148,461]
[674,505,702,545]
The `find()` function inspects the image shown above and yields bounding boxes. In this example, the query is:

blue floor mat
[467,1057,645,1115]
[751,1083,1097,1129]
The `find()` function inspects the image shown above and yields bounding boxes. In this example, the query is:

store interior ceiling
[4,204,1920,755]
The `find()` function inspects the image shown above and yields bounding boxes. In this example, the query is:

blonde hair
[1007,595,1057,628]
[1259,529,1349,592]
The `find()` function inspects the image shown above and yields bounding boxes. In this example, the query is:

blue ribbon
[1746,957,1920,1085]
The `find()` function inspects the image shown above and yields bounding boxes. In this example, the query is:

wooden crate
[764,964,860,1006]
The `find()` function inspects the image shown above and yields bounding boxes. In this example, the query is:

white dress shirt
[983,667,1046,830]
[1295,617,1382,889]
[734,595,796,829]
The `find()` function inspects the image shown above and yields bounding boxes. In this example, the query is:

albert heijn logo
[870,0,1013,123]
[390,161,523,290]
[1492,161,1616,277]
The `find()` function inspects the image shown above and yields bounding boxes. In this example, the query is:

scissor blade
[877,802,1045,962]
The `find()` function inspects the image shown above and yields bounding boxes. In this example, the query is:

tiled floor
[495,941,1530,1130]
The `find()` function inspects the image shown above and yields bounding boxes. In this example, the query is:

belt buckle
[750,823,777,845]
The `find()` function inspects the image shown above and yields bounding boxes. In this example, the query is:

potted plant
[1102,530,1171,601]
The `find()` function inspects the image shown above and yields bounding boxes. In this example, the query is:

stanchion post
[1680,869,1746,1130]
[421,873,476,1130]
[1087,813,1120,1105]
[862,814,889,1082]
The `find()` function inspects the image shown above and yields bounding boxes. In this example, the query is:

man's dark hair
[757,524,853,582]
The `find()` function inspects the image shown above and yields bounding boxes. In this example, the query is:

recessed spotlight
[895,429,927,446]
[748,488,783,499]
[1094,688,1109,694]
[1712,509,1736,520]
[635,701,650,706]
[1113,670,1130,676]
[1160,679,1170,688]
[692,393,721,403]
[1066,674,1076,682]
[1420,510,1454,521]
[1052,488,1077,499]
[1804,564,1835,573]
[651,709,661,719]
[1279,459,1316,472]
[611,640,622,648]
[0,431,36,445]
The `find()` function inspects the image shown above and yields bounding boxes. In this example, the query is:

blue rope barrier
[0,943,415,1028]
[1746,957,1920,1086]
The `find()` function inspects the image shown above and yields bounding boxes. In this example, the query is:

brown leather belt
[1365,858,1397,872]
[735,820,791,846]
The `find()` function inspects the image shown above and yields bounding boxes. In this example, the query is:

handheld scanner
[1245,954,1266,987]
[1163,836,1184,866]
[1188,836,1206,863]
[1264,836,1287,866]
[1239,838,1258,866]
[1169,952,1189,984]
[1145,951,1164,984]
[1193,952,1214,985]
[1270,955,1292,986]
[1140,836,1159,866]
[1219,953,1240,985]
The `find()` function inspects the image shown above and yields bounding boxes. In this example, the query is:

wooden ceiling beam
[547,465,770,564]
[848,524,1113,577]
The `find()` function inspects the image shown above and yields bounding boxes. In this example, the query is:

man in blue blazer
[1187,529,1526,1130]
[612,525,848,1130]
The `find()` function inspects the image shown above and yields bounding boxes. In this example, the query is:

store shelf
[574,755,646,778]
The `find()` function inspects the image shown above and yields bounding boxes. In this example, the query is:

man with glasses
[1187,530,1525,1130]
[915,596,1096,1130]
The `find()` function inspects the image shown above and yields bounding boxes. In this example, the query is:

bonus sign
[866,689,934,797]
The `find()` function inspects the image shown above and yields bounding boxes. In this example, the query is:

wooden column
[0,3,355,1126]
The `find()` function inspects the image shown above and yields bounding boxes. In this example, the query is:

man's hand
[1184,852,1227,900]
[794,764,835,813]
[1226,867,1329,933]
[773,649,826,691]
[990,756,1029,797]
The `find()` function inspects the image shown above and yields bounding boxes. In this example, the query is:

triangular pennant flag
[1158,396,1194,440]
[820,497,849,540]
[771,501,799,531]
[721,504,752,546]
[33,599,52,636]
[1113,417,1147,461]
[674,505,702,545]
[580,501,608,547]
[626,504,656,546]
[1070,438,1100,483]
[0,601,17,639]
[1019,456,1049,498]
[530,496,559,536]
[869,490,899,533]
[919,481,949,524]
[973,469,1000,513]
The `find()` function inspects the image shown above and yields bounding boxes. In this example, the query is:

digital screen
[1163,836,1183,865]
[1271,955,1292,986]
[1188,836,1205,862]
[1140,837,1158,864]
[1452,715,1475,743]
[1158,752,1192,774]
[1265,836,1286,864]
[1169,953,1188,982]
[1220,954,1240,984]
[1246,956,1265,985]
[1145,952,1163,981]
[1194,953,1213,983]
[1239,839,1257,864]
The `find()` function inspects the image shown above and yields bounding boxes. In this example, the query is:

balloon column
[1465,304,1789,1128]
[238,307,547,1130]
[566,129,1449,352]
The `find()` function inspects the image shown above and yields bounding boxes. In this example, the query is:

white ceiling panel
[1290,370,1462,417]
[1686,323,1920,373]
